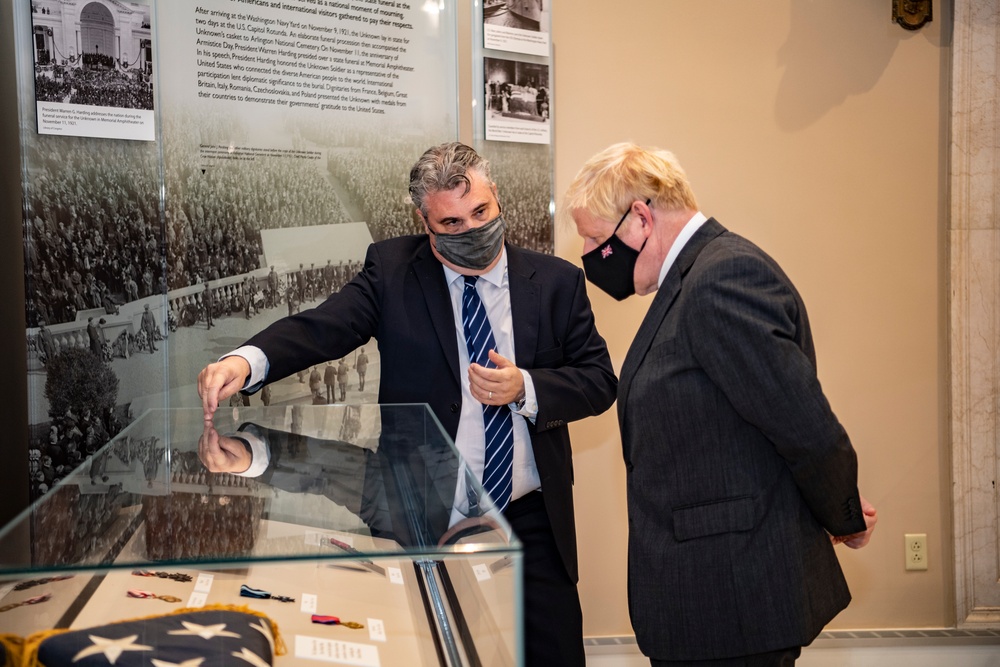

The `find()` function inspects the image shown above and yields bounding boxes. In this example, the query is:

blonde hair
[560,142,698,226]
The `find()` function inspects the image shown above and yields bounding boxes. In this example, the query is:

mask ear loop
[628,197,653,254]
[637,199,652,252]
[418,208,436,237]
[611,198,652,242]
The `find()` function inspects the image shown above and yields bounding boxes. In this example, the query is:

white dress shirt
[657,211,708,288]
[442,247,541,517]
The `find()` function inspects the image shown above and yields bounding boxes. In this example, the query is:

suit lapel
[618,219,727,416]
[412,242,462,382]
[506,245,539,368]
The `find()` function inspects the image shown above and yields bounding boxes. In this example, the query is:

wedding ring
[489,391,493,399]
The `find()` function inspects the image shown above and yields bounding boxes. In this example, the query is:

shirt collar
[658,211,708,288]
[443,246,508,289]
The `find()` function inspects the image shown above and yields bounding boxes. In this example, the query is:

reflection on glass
[0,404,517,573]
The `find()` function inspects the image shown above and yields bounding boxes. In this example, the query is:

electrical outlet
[905,533,928,571]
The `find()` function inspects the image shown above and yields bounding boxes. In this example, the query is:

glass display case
[0,404,522,666]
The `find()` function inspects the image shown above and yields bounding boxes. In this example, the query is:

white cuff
[230,429,270,478]
[510,369,538,421]
[222,345,268,391]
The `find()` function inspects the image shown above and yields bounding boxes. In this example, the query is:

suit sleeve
[238,423,390,534]
[686,252,866,537]
[530,267,618,432]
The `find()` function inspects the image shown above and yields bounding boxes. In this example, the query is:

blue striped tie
[462,275,514,511]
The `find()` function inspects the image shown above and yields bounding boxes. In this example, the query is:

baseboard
[584,636,641,655]
[584,627,1000,655]
[812,627,1000,646]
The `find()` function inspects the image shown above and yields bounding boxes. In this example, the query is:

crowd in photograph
[323,133,427,241]
[317,125,556,252]
[23,135,163,328]
[34,63,153,110]
[162,112,351,290]
[297,121,431,236]
[28,406,121,500]
[24,115,556,332]
[22,110,557,503]
[483,141,554,254]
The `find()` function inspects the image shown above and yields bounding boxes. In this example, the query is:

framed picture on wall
[484,57,549,145]
[483,0,550,57]
[30,0,156,141]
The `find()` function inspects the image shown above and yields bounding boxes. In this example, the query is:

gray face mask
[430,213,506,270]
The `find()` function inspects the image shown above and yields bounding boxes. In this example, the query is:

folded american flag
[27,607,283,667]
[1,633,23,667]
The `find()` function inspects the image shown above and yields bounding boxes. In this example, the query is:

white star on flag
[168,621,241,640]
[72,634,153,664]
[231,647,271,667]
[151,658,205,667]
[250,619,275,655]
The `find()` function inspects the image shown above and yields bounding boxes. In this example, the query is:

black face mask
[581,200,648,301]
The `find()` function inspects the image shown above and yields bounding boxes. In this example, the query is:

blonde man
[564,143,877,667]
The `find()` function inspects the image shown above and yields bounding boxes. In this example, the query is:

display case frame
[0,404,522,667]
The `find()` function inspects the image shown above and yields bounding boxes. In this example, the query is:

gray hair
[409,142,493,216]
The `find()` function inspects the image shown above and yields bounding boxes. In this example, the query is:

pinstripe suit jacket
[617,218,866,661]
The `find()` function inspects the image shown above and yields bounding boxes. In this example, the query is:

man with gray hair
[198,142,617,666]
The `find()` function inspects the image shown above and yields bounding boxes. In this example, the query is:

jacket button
[450,403,459,413]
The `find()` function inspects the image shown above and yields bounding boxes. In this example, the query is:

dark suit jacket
[617,219,867,661]
[236,418,459,549]
[244,235,617,581]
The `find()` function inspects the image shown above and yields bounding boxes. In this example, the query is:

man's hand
[832,494,878,549]
[198,422,253,474]
[197,356,251,421]
[469,349,525,407]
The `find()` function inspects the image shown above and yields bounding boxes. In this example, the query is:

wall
[0,0,952,638]
[551,0,951,636]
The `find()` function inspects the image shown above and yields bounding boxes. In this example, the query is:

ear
[633,199,653,234]
[416,207,431,232]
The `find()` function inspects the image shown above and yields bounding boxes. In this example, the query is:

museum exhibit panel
[0,404,522,666]
[2,2,548,663]
[11,0,555,515]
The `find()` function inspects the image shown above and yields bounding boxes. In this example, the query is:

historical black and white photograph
[20,0,556,504]
[20,0,469,502]
[31,0,155,140]
[483,0,551,57]
[484,57,551,144]
[485,141,555,255]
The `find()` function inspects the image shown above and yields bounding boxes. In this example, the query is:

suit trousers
[504,490,585,667]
